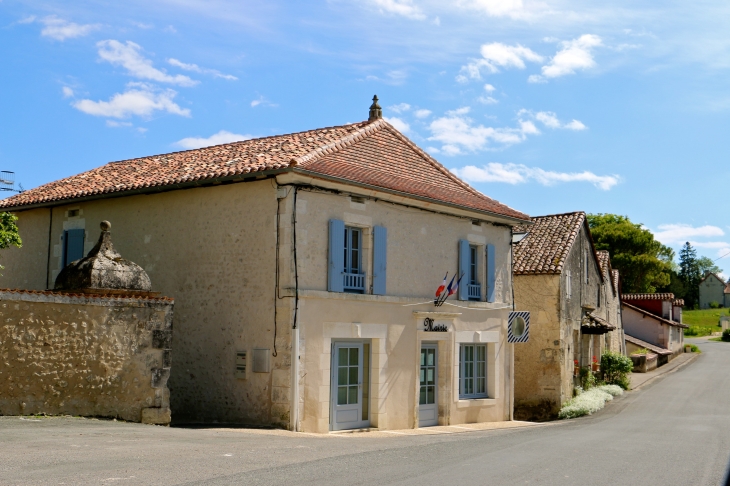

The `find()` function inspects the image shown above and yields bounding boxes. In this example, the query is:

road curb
[630,352,700,391]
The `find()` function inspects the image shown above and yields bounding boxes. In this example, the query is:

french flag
[448,274,463,297]
[435,273,448,298]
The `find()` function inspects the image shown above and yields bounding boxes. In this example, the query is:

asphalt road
[1,338,728,486]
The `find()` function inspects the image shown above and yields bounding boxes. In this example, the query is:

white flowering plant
[558,385,623,419]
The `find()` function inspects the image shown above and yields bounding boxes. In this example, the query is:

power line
[714,250,730,262]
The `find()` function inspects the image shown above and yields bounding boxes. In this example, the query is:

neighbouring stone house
[512,212,623,421]
[0,222,174,424]
[622,293,687,365]
[0,98,532,432]
[699,273,730,309]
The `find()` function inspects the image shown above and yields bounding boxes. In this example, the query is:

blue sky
[1,0,729,271]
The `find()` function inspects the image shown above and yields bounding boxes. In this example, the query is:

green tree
[0,212,22,270]
[587,213,672,293]
[679,242,701,308]
[696,256,723,277]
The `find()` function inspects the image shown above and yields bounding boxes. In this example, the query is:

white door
[419,345,438,427]
[331,342,369,431]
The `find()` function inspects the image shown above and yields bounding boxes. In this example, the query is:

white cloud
[530,34,602,83]
[478,96,498,105]
[483,83,496,92]
[175,130,253,150]
[455,0,530,18]
[414,109,432,118]
[35,16,99,41]
[167,58,237,80]
[387,103,411,113]
[72,84,190,119]
[250,94,277,108]
[384,116,410,133]
[62,86,74,98]
[369,0,426,20]
[428,108,539,154]
[106,120,133,128]
[652,224,725,244]
[457,43,542,82]
[452,163,620,190]
[97,40,198,87]
[520,110,588,130]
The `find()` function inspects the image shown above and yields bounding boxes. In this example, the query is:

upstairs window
[469,245,478,285]
[343,226,364,293]
[328,219,387,295]
[62,229,85,268]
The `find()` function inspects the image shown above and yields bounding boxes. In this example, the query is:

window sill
[455,398,496,409]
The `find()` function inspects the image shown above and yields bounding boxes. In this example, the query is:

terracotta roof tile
[672,299,685,306]
[0,120,529,222]
[512,212,586,275]
[612,269,620,295]
[582,312,616,332]
[622,293,675,301]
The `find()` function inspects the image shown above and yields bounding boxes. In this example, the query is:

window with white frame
[343,226,364,293]
[459,344,487,399]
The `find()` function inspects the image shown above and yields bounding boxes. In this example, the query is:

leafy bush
[601,351,634,390]
[558,385,623,419]
[688,344,701,353]
[579,366,596,390]
[722,329,730,342]
[685,326,715,337]
[709,301,721,309]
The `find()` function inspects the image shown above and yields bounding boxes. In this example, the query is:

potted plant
[591,356,599,372]
[573,359,579,376]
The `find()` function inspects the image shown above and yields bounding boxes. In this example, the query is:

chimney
[368,95,382,121]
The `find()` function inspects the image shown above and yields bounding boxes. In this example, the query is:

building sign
[508,311,530,343]
[423,317,449,332]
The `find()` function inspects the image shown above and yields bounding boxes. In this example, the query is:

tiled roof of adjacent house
[622,301,688,328]
[0,119,529,222]
[725,284,730,294]
[624,334,672,356]
[512,211,589,275]
[672,299,685,306]
[622,293,675,301]
[612,270,620,295]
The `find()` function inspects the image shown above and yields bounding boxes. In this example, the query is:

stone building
[511,212,623,421]
[0,98,532,432]
[0,222,174,424]
[699,273,730,309]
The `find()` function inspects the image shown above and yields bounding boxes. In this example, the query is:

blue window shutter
[63,229,85,267]
[373,226,387,295]
[486,243,496,303]
[328,219,345,292]
[458,239,470,301]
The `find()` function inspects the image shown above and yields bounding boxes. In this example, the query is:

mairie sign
[508,311,530,343]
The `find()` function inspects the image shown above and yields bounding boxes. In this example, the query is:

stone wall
[0,289,173,424]
[513,274,562,421]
